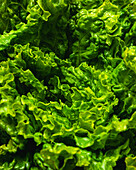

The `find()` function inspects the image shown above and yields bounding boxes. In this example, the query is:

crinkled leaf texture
[0,0,136,169]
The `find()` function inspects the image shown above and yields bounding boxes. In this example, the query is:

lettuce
[0,0,136,169]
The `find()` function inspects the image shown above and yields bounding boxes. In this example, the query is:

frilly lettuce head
[0,0,136,169]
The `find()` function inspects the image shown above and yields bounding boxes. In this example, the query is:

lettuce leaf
[0,0,136,169]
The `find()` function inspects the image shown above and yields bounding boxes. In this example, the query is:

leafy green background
[0,0,136,169]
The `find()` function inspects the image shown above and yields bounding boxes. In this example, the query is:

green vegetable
[0,0,136,169]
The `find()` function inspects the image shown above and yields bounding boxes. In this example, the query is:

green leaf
[125,156,136,170]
